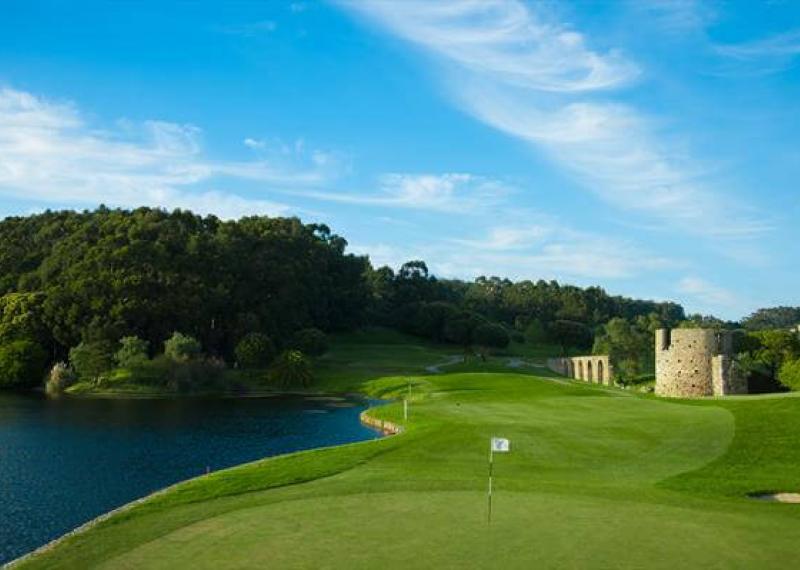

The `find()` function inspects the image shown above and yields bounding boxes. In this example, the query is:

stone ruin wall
[655,328,746,397]
[547,355,614,386]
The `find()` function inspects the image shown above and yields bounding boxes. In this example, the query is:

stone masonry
[547,355,614,386]
[655,328,746,397]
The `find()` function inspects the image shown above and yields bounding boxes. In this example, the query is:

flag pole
[488,443,494,524]
[404,380,410,421]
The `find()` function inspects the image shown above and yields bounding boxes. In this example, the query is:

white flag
[491,437,510,453]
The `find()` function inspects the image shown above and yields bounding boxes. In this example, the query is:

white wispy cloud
[630,0,715,35]
[293,172,509,213]
[0,87,333,219]
[340,0,768,239]
[676,276,738,308]
[714,29,800,75]
[355,221,674,281]
[716,29,800,60]
[344,0,638,92]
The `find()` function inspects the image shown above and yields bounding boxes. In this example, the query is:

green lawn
[15,331,800,569]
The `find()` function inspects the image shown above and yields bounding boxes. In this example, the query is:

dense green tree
[69,341,113,381]
[443,312,485,347]
[115,336,150,368]
[550,320,593,356]
[164,332,201,362]
[0,292,50,347]
[0,340,48,388]
[472,323,510,349]
[778,358,800,391]
[235,333,277,368]
[593,318,651,382]
[748,330,800,381]
[742,307,800,331]
[269,350,313,389]
[289,328,328,357]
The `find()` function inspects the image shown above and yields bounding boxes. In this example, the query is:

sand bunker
[749,492,800,503]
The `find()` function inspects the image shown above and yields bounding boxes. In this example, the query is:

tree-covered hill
[0,206,687,389]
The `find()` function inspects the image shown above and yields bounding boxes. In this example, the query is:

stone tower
[655,328,746,397]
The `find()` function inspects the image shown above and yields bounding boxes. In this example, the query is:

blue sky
[1,1,798,320]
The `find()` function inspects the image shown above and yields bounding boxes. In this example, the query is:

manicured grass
[15,331,800,569]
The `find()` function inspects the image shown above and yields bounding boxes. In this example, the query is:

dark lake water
[0,392,380,564]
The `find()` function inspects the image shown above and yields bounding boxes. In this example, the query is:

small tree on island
[115,336,150,368]
[164,332,201,362]
[235,333,276,369]
[269,350,313,389]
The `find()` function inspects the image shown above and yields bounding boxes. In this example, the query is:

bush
[235,333,276,368]
[779,358,800,391]
[511,332,525,344]
[166,357,225,392]
[126,355,226,392]
[45,362,76,396]
[115,336,150,368]
[164,332,201,362]
[0,340,48,388]
[69,341,113,381]
[443,312,484,346]
[288,328,328,357]
[269,350,313,389]
[472,323,510,349]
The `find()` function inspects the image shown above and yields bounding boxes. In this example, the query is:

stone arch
[577,360,584,380]
[587,360,593,383]
[597,360,605,384]
[566,360,574,378]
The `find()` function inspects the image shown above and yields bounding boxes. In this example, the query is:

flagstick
[404,380,410,421]
[487,445,494,524]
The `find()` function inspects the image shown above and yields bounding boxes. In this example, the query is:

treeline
[366,262,685,354]
[0,206,688,389]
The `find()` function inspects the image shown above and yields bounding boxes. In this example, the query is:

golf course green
[13,329,800,569]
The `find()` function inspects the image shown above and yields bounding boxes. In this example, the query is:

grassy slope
[16,329,800,569]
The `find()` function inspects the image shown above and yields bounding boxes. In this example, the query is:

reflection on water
[0,392,379,563]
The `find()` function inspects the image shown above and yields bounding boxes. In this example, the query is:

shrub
[511,332,525,344]
[164,332,201,362]
[288,328,328,357]
[167,357,225,392]
[115,336,150,368]
[0,340,49,388]
[779,358,800,391]
[69,341,113,381]
[269,350,313,389]
[126,355,226,392]
[45,362,76,396]
[472,323,510,349]
[235,333,276,369]
[443,318,472,346]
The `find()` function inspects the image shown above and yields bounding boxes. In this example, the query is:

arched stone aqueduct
[547,355,613,386]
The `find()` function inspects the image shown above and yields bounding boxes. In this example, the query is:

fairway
[15,334,800,569]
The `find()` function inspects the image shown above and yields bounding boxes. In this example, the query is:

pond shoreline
[0,390,384,567]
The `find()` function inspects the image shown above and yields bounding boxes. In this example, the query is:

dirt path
[425,355,463,373]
